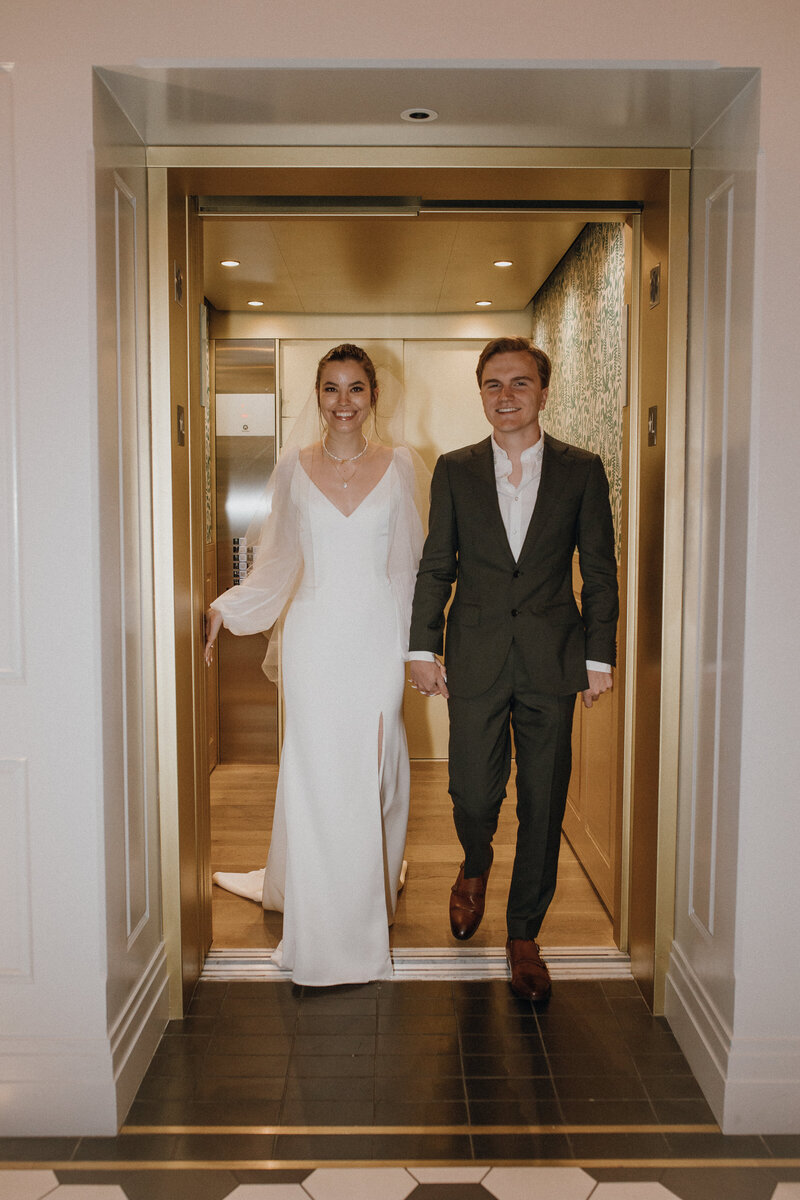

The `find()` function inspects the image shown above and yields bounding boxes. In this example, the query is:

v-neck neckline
[301,457,393,518]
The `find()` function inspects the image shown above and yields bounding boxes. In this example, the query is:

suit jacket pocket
[535,615,587,693]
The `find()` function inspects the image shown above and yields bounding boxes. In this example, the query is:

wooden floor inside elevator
[210,760,615,950]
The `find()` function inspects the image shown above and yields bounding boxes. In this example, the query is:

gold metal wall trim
[652,169,691,1010]
[147,166,184,1016]
[618,212,642,956]
[121,1122,719,1135]
[10,1158,799,1171]
[197,195,642,218]
[147,146,692,171]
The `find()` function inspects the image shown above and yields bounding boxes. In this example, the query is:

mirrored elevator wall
[213,336,279,762]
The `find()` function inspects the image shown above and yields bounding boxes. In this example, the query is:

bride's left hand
[204,608,223,666]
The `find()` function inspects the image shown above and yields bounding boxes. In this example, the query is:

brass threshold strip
[123,1123,719,1136]
[201,945,633,982]
[8,1159,800,1171]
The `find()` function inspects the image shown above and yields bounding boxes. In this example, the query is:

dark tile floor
[127,976,713,1137]
[1,978,799,1199]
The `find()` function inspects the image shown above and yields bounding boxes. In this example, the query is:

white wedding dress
[211,447,423,986]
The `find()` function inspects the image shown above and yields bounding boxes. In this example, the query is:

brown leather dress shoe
[505,937,552,1001]
[449,862,491,940]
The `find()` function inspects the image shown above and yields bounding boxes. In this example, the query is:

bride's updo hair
[315,343,379,411]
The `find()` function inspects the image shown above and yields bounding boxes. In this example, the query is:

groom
[408,337,618,1001]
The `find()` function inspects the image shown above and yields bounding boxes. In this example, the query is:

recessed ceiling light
[247,300,264,307]
[475,300,492,307]
[220,259,240,267]
[400,107,438,123]
[494,260,513,268]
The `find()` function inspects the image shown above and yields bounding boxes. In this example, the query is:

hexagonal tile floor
[1,1167,799,1200]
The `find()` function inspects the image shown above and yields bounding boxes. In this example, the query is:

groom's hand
[582,669,613,709]
[409,659,449,699]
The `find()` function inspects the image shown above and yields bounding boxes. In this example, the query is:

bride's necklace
[322,434,369,488]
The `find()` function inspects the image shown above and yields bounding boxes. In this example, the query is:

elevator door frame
[148,148,689,1014]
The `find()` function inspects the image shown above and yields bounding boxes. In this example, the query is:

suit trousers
[447,640,576,940]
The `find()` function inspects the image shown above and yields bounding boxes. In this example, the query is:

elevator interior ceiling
[191,172,647,316]
[202,212,589,313]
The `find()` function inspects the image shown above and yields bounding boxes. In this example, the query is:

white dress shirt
[409,433,612,676]
[493,431,544,559]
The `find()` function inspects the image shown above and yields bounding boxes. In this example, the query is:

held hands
[204,608,223,666]
[582,669,613,709]
[408,659,449,699]
[410,660,607,706]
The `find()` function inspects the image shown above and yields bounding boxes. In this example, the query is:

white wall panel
[94,77,167,1125]
[0,69,22,681]
[667,78,764,1129]
[0,759,32,980]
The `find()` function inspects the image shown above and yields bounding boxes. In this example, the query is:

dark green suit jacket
[409,433,619,698]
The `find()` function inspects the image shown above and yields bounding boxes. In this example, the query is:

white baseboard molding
[0,1035,118,1136]
[664,942,730,1126]
[666,941,800,1133]
[718,1049,800,1134]
[109,942,169,1125]
[0,945,169,1136]
[201,945,633,982]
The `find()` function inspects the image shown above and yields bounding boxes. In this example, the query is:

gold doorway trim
[149,145,688,1016]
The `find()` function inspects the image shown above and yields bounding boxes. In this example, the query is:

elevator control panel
[232,536,253,586]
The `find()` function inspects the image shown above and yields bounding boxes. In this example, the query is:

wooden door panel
[563,556,620,917]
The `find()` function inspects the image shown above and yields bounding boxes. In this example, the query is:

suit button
[513,569,520,578]
[511,609,519,617]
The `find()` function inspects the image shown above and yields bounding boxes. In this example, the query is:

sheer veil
[230,362,430,683]
[245,363,429,546]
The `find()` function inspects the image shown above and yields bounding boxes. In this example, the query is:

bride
[204,344,426,987]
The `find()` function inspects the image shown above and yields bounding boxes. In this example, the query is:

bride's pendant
[336,461,357,489]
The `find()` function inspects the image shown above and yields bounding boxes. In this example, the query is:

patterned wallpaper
[531,222,625,554]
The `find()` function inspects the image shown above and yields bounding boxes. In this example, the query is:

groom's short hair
[476,337,551,389]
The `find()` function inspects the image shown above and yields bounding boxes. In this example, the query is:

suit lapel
[518,434,569,561]
[464,437,516,564]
